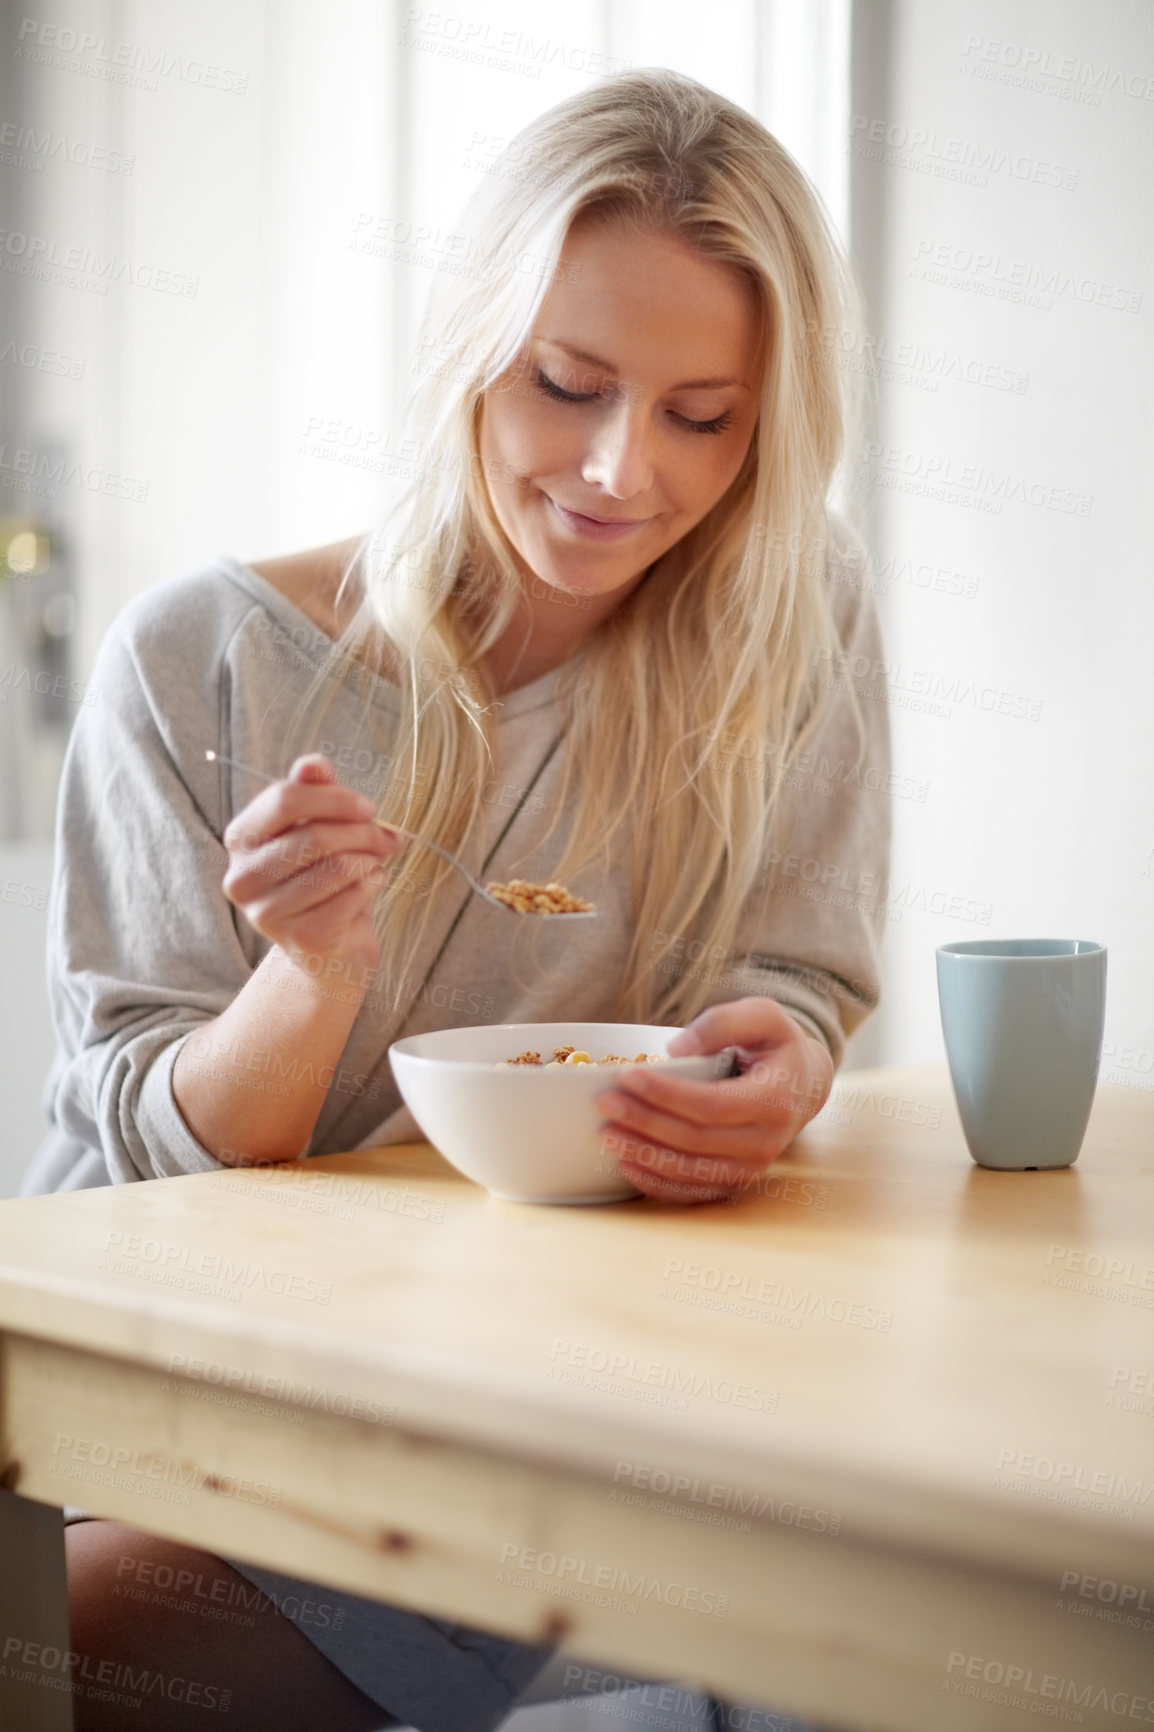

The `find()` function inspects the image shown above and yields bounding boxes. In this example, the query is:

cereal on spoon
[486,879,594,914]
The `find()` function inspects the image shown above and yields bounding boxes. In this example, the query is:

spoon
[205,750,596,918]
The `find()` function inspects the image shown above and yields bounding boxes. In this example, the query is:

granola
[496,1045,668,1068]
[486,878,594,914]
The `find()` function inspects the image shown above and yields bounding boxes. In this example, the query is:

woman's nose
[579,400,654,499]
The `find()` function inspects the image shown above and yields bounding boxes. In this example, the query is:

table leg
[0,1489,74,1731]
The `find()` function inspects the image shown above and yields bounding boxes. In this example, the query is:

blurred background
[1,0,1151,1197]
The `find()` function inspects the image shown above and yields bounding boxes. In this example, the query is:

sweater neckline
[217,552,576,720]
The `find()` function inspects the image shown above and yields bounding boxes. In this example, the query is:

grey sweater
[23,551,890,1195]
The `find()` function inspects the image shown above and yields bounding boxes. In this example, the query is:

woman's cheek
[515,406,576,476]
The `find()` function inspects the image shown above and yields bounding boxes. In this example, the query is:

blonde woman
[29,68,889,1732]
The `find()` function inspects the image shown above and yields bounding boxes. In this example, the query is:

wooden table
[1,1065,1152,1732]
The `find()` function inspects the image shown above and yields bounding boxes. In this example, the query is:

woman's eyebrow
[537,336,750,392]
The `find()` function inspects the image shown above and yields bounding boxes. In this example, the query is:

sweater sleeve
[699,536,892,1069]
[40,583,260,1183]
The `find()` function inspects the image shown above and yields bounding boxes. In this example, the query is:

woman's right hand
[221,754,401,976]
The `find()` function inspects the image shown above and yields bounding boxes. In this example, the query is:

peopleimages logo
[163,1354,395,1424]
[0,335,86,377]
[0,119,135,173]
[497,1544,729,1618]
[547,1341,777,1414]
[0,445,148,501]
[49,1432,281,1508]
[944,1651,1154,1722]
[994,1447,1154,1508]
[99,1230,333,1306]
[15,17,249,93]
[660,1259,893,1333]
[1045,1244,1154,1290]
[826,1083,941,1127]
[0,227,198,298]
[958,33,1154,104]
[910,239,1141,314]
[611,1461,843,1536]
[851,114,1079,189]
[1059,1570,1154,1614]
[0,1636,232,1713]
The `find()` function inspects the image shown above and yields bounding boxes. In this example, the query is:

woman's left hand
[595,996,834,1204]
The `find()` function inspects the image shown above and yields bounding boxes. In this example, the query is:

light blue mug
[935,939,1107,1170]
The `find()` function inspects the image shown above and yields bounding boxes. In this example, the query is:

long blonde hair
[302,67,865,1024]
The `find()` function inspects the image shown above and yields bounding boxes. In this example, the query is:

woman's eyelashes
[533,367,735,435]
[534,367,597,405]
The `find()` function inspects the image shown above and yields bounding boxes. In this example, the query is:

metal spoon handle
[369,822,499,905]
[204,750,593,917]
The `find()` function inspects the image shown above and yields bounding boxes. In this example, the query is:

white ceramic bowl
[389,1022,735,1204]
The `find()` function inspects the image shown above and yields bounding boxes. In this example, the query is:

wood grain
[1,1065,1151,1729]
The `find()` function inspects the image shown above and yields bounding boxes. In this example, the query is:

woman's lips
[547,496,651,542]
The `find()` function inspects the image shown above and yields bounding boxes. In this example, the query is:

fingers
[223,821,396,906]
[290,752,338,781]
[245,853,390,926]
[596,1067,800,1155]
[603,1129,748,1204]
[223,771,378,855]
[626,1169,733,1205]
[598,1095,775,1172]
[599,1066,795,1133]
[593,998,833,1203]
[668,994,799,1057]
[219,757,401,966]
[268,882,383,977]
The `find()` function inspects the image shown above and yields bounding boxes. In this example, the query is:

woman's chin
[523,547,653,607]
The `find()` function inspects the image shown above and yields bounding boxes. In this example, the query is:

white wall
[851,0,1154,1089]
